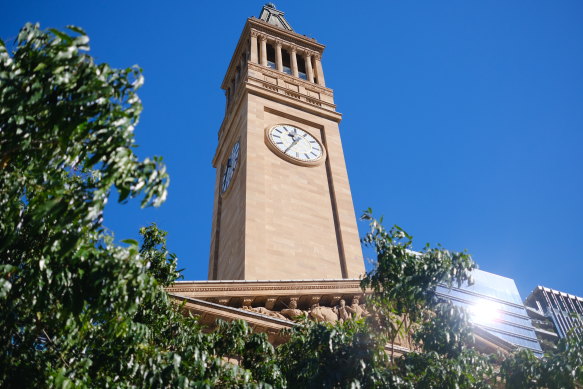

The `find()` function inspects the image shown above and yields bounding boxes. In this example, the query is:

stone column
[290,46,299,77]
[305,52,314,83]
[259,35,268,67]
[250,31,258,63]
[275,40,283,72]
[314,54,326,86]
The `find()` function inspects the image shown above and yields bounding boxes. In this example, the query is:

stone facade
[207,11,364,281]
[167,279,366,345]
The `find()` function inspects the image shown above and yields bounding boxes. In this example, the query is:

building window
[266,44,276,69]
[297,54,307,80]
[282,49,292,75]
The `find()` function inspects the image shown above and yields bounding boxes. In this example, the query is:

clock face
[267,125,324,163]
[221,141,240,194]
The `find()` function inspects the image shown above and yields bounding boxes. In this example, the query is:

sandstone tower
[208,3,364,280]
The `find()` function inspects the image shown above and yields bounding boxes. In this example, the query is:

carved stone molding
[249,22,323,53]
[247,62,333,97]
[168,281,360,294]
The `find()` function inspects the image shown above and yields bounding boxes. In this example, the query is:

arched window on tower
[297,54,307,80]
[282,48,292,75]
[266,43,276,69]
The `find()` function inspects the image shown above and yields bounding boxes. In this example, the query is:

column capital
[259,34,267,42]
[275,39,283,48]
[250,29,259,38]
[290,45,297,53]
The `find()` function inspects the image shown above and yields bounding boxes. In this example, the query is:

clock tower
[208,4,364,280]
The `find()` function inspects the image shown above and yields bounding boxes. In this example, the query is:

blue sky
[3,1,582,299]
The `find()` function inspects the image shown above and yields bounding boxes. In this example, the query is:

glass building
[524,286,583,343]
[436,269,543,356]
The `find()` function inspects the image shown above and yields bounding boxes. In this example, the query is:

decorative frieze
[248,62,333,98]
[249,25,323,54]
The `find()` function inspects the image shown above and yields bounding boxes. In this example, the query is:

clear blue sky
[3,1,582,299]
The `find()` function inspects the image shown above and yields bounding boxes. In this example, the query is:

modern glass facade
[436,269,543,356]
[525,286,583,340]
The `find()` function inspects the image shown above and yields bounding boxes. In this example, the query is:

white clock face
[268,125,323,163]
[221,141,240,193]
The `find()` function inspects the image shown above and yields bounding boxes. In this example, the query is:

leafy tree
[501,329,583,389]
[0,23,280,388]
[277,317,393,388]
[277,211,494,388]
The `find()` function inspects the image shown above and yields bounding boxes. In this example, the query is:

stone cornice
[170,294,297,327]
[244,82,340,121]
[170,294,295,344]
[249,18,325,52]
[168,278,362,294]
[167,278,366,313]
[168,281,515,355]
[251,28,320,59]
[250,62,333,97]
[221,18,326,91]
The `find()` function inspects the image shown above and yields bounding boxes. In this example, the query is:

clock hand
[284,136,301,153]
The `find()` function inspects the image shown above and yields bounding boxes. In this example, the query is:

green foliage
[277,318,392,388]
[396,348,493,389]
[413,302,473,358]
[139,224,181,287]
[0,24,278,388]
[501,348,542,389]
[360,209,478,360]
[501,330,583,389]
